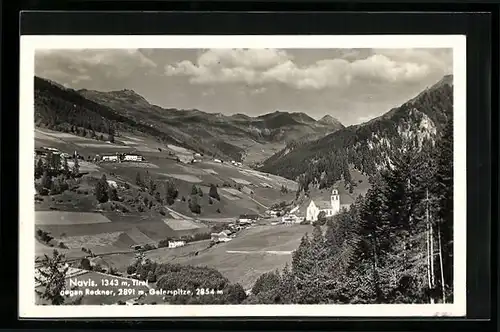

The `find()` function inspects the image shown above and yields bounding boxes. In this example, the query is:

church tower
[331,188,340,215]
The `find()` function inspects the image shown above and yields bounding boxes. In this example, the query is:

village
[34,142,353,306]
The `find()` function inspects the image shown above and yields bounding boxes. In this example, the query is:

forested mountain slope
[35,76,344,162]
[259,75,453,193]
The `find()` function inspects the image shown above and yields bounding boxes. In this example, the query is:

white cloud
[165,48,447,90]
[35,49,157,82]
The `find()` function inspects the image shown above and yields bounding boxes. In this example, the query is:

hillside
[76,86,344,162]
[259,75,454,192]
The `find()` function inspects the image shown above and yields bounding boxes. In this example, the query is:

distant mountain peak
[318,115,344,128]
[433,74,453,89]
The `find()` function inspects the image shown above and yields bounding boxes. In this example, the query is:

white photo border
[19,34,467,318]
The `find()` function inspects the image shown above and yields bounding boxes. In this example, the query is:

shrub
[209,184,220,201]
[147,271,157,283]
[189,196,201,214]
[109,187,119,201]
[191,185,199,196]
[127,265,137,275]
[166,181,179,205]
[80,258,92,270]
[143,244,156,251]
[58,242,68,249]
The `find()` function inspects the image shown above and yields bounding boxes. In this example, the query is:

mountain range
[258,75,454,192]
[34,76,344,163]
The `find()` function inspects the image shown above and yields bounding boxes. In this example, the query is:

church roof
[314,200,332,210]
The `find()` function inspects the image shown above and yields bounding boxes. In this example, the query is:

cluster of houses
[212,158,243,167]
[35,147,72,160]
[210,214,260,244]
[35,147,146,165]
[230,160,243,167]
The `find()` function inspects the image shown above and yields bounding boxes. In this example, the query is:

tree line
[247,116,453,304]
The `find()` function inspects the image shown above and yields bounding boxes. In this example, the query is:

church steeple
[330,188,340,215]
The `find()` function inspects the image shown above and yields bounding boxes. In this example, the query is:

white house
[211,231,231,243]
[281,214,301,224]
[213,159,222,163]
[124,154,143,162]
[102,155,119,162]
[168,240,186,248]
[107,180,118,188]
[306,188,341,222]
[238,214,259,224]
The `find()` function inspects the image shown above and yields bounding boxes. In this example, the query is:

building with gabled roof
[306,188,341,222]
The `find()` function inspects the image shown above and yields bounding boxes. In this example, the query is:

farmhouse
[102,155,119,162]
[281,214,301,224]
[211,231,231,243]
[213,159,222,163]
[123,154,144,162]
[168,240,186,248]
[266,210,279,217]
[306,188,341,222]
[107,180,118,188]
[238,214,259,224]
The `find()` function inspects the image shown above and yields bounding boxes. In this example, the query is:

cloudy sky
[35,48,452,125]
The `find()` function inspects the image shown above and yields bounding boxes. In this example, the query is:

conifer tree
[72,158,80,177]
[135,172,143,187]
[41,171,53,191]
[191,185,199,196]
[62,158,70,177]
[35,250,68,305]
[209,184,220,201]
[94,174,110,203]
[35,158,45,179]
[432,116,454,300]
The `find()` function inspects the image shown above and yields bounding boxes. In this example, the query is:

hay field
[167,144,192,154]
[203,168,218,175]
[221,188,243,196]
[35,211,112,225]
[230,178,252,185]
[56,231,124,249]
[220,193,240,201]
[160,173,202,183]
[163,218,203,231]
[162,224,312,289]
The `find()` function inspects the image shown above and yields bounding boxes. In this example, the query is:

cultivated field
[163,218,203,231]
[35,211,112,225]
[139,224,313,289]
[160,173,203,183]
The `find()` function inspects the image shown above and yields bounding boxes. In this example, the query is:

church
[306,188,341,222]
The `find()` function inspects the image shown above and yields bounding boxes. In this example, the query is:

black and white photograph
[19,35,466,317]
